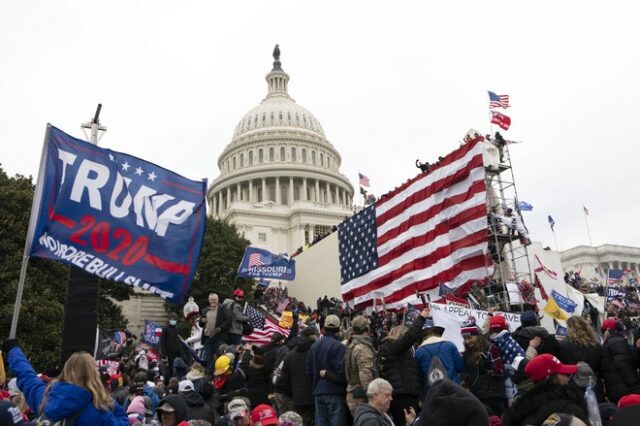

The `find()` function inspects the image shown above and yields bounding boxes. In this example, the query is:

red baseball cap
[250,404,278,425]
[618,393,640,408]
[489,315,507,330]
[602,318,619,332]
[232,289,245,298]
[525,353,578,382]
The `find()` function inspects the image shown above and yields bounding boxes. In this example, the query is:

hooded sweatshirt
[353,402,394,426]
[159,394,188,423]
[182,390,215,423]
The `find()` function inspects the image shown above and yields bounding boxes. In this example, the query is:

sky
[1,0,638,252]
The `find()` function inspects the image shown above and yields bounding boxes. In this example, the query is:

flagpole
[552,230,559,252]
[10,124,52,338]
[583,209,593,246]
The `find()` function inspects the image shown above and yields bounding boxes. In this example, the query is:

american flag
[243,304,290,345]
[607,269,624,286]
[488,91,510,109]
[248,252,267,267]
[339,138,488,310]
[276,296,291,313]
[359,173,370,187]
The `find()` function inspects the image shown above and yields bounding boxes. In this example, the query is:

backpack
[36,411,81,426]
[427,343,446,386]
[271,346,289,386]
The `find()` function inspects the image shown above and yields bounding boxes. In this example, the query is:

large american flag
[488,91,510,109]
[339,138,488,310]
[243,304,290,345]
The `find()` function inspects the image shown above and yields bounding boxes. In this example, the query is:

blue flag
[28,126,207,303]
[237,246,296,280]
[548,215,556,231]
[518,201,533,211]
[141,320,162,347]
[550,290,577,313]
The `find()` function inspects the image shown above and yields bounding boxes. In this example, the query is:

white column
[226,187,231,208]
[326,182,332,204]
[236,183,241,201]
[315,180,320,202]
[218,192,223,216]
[335,185,339,205]
[302,178,308,201]
[275,177,281,204]
[262,178,267,202]
[288,177,294,205]
[249,180,253,202]
[212,196,217,219]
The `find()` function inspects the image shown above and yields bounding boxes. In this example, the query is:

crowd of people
[3,287,640,426]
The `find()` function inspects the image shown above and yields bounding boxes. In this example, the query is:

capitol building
[207,47,355,255]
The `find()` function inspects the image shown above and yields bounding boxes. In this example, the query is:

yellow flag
[279,311,294,329]
[544,297,568,321]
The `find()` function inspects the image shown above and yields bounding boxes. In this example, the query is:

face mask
[169,320,177,326]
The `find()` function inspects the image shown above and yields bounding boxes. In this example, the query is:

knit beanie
[460,316,481,337]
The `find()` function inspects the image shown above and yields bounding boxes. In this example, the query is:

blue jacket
[8,347,128,425]
[414,337,464,395]
[306,332,347,396]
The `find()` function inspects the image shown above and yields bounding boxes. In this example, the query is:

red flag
[490,111,511,130]
[534,273,549,301]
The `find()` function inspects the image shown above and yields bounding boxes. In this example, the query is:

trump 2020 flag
[237,246,296,280]
[28,126,206,303]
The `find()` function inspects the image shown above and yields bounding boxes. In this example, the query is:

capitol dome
[208,46,354,256]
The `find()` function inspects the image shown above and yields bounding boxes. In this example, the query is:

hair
[385,325,408,341]
[566,316,598,347]
[208,292,218,298]
[366,378,393,399]
[55,352,114,411]
[462,334,488,361]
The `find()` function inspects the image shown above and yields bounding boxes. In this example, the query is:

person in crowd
[346,315,379,416]
[416,378,490,426]
[460,317,506,417]
[172,357,188,382]
[250,403,279,426]
[512,311,562,358]
[178,379,215,423]
[353,378,395,426]
[213,353,247,415]
[263,331,293,413]
[161,312,187,381]
[131,370,160,414]
[485,314,528,401]
[278,410,304,426]
[3,339,128,424]
[223,289,250,346]
[377,308,427,425]
[157,394,189,426]
[415,317,464,397]
[600,318,640,404]
[126,395,147,424]
[281,325,320,425]
[503,354,589,426]
[609,393,640,426]
[558,315,605,402]
[200,292,231,375]
[244,346,271,409]
[216,397,250,426]
[306,314,348,426]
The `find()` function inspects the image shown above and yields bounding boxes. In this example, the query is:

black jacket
[502,382,589,426]
[200,304,232,343]
[159,395,189,424]
[263,341,288,394]
[462,344,505,403]
[245,360,270,408]
[282,336,315,407]
[183,390,216,423]
[512,326,562,358]
[377,316,424,397]
[558,338,605,402]
[419,379,489,426]
[161,325,183,356]
[600,331,640,403]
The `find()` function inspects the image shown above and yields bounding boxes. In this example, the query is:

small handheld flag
[359,172,370,187]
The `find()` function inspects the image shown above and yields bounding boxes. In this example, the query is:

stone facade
[207,50,354,255]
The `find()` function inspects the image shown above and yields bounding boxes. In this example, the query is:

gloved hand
[2,338,19,353]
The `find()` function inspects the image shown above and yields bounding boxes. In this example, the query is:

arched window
[280,147,285,161]
[233,156,237,169]
[240,153,244,167]
[259,149,264,163]
[320,153,324,167]
[312,151,316,164]
[291,147,296,161]
[249,151,253,165]
[327,156,331,168]
[269,147,274,162]
[302,149,307,162]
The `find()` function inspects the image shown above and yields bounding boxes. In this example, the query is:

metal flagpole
[552,230,560,252]
[583,208,593,246]
[10,124,52,338]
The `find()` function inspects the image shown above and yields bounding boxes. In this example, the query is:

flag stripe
[243,317,290,345]
[339,138,488,309]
